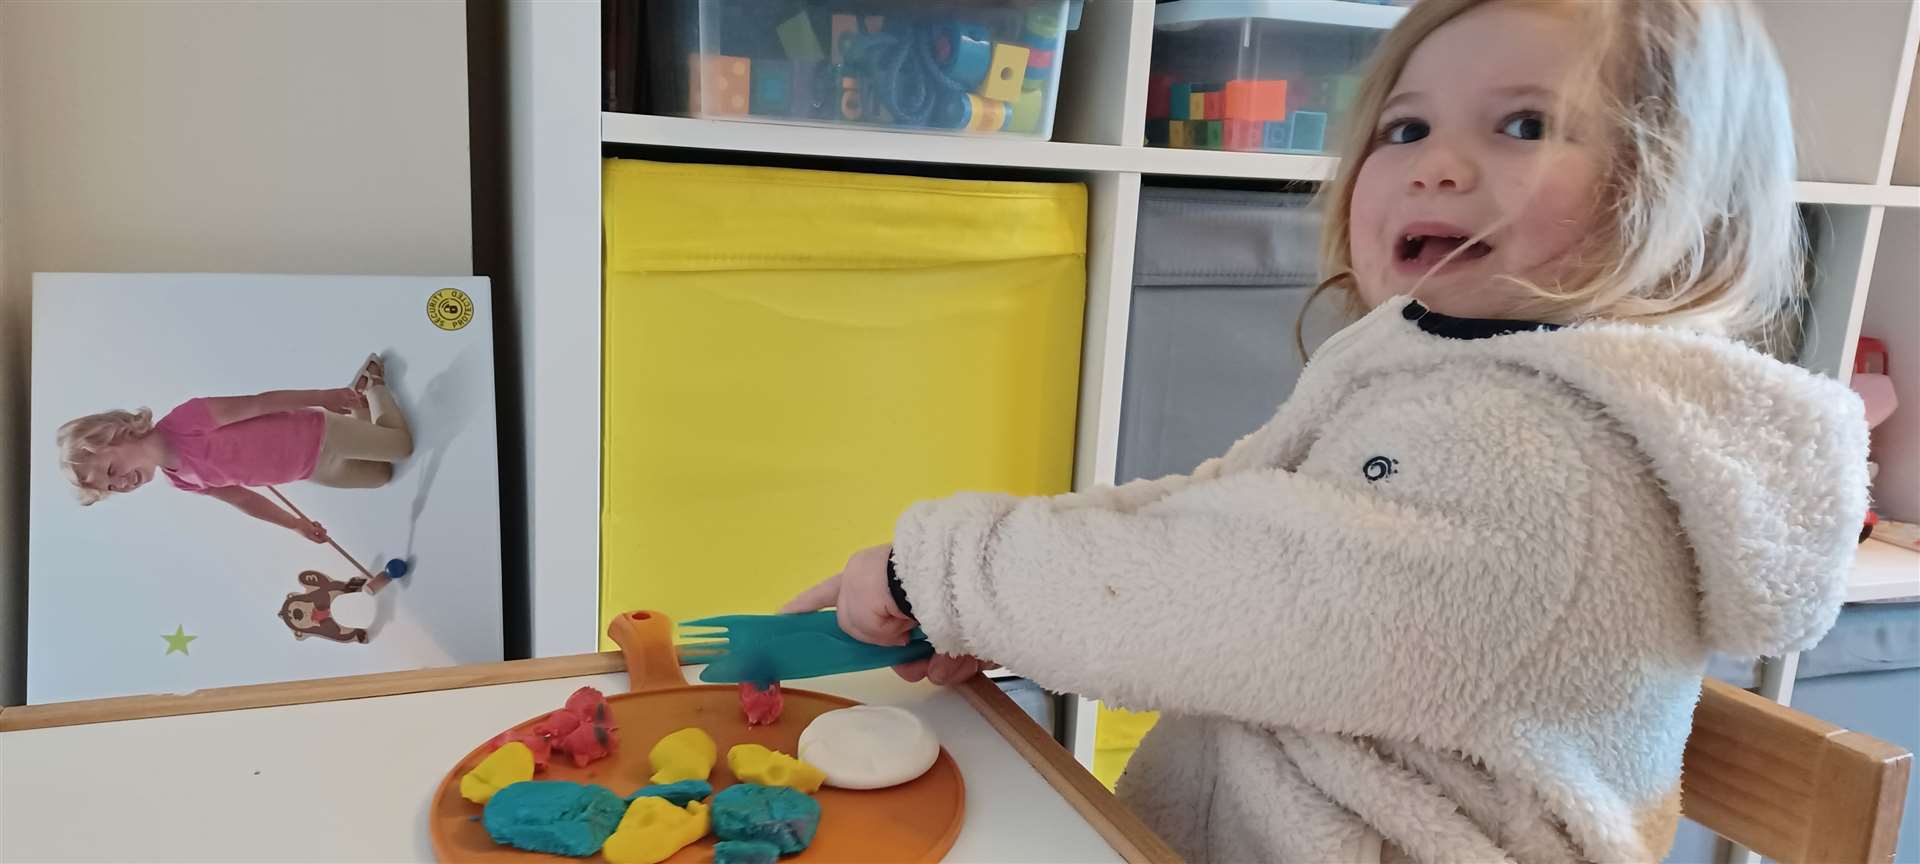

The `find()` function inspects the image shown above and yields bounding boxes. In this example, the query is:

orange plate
[429,611,966,863]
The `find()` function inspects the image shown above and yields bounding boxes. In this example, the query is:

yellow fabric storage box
[601,159,1087,645]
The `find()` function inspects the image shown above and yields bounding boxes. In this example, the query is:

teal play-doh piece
[627,779,712,808]
[483,780,626,857]
[713,840,784,864]
[711,784,822,855]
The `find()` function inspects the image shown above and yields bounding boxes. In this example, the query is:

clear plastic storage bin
[647,0,1079,140]
[1146,0,1410,154]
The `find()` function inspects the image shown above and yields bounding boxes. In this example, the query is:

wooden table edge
[0,654,1183,864]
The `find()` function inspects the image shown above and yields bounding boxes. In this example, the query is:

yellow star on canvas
[162,625,197,656]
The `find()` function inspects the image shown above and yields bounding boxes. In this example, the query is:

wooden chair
[1682,677,1912,863]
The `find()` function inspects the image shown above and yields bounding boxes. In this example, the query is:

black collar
[1403,301,1561,340]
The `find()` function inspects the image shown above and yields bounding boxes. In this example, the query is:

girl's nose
[1408,141,1479,194]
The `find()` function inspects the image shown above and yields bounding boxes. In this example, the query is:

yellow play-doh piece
[460,741,535,804]
[727,744,825,795]
[648,727,717,784]
[602,798,710,864]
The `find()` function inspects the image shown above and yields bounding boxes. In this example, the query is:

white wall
[0,0,474,704]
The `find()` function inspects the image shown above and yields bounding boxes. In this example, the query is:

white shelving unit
[507,0,1920,772]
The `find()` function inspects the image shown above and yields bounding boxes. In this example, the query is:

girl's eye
[1379,118,1429,145]
[1501,112,1547,141]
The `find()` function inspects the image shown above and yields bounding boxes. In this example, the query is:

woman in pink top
[56,354,413,544]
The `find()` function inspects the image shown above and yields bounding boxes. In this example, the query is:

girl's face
[1348,2,1605,317]
[76,440,156,495]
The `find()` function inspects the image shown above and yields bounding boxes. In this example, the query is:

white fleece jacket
[891,296,1868,863]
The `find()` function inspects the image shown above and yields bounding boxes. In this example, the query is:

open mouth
[1397,233,1495,268]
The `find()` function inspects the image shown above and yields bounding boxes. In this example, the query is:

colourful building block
[1263,120,1293,150]
[1200,120,1223,149]
[1169,83,1193,120]
[980,43,1031,101]
[967,95,1011,132]
[1168,119,1192,148]
[1225,80,1288,121]
[1204,90,1224,121]
[1224,119,1263,151]
[1289,111,1328,151]
[1026,48,1056,70]
[1332,74,1362,112]
[831,14,857,64]
[750,61,792,115]
[776,11,825,62]
[1188,92,1206,121]
[690,54,751,116]
[840,76,863,121]
[1147,75,1172,119]
[1009,83,1045,134]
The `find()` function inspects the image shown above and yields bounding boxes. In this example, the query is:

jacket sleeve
[890,372,1592,742]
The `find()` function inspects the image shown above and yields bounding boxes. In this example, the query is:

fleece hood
[1393,298,1871,656]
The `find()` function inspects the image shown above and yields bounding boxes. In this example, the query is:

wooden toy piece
[965,95,1010,133]
[839,76,863,121]
[1226,80,1288,121]
[1201,120,1223,149]
[1203,90,1224,121]
[1189,91,1206,122]
[776,11,825,62]
[979,43,1030,102]
[939,23,994,90]
[689,54,750,116]
[1168,119,1193,148]
[1225,119,1263,151]
[1026,47,1056,70]
[1008,84,1045,135]
[1147,75,1172,119]
[1289,110,1329,151]
[749,60,792,116]
[1170,83,1193,120]
[830,14,857,65]
[1024,5,1066,41]
[1263,120,1293,150]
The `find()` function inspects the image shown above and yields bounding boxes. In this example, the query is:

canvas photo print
[28,273,504,703]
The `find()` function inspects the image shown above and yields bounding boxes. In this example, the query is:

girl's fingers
[893,658,931,682]
[779,574,841,614]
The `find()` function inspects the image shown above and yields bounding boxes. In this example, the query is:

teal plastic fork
[680,611,934,685]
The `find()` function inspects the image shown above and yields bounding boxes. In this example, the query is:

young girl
[785,1,1869,860]
[58,355,414,547]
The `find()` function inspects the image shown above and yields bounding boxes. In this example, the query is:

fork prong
[677,640,731,660]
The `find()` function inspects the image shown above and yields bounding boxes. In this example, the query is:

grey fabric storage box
[1118,186,1344,483]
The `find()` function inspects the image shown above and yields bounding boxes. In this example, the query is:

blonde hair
[56,408,154,505]
[1313,0,1804,354]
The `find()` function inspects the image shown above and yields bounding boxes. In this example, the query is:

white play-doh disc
[798,705,940,790]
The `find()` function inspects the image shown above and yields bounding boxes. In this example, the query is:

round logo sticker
[427,287,474,332]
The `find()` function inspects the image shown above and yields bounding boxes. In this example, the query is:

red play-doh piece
[537,709,582,739]
[557,718,615,767]
[739,681,784,726]
[564,686,608,718]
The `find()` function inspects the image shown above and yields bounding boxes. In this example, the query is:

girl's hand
[317,387,363,414]
[781,544,918,647]
[781,545,995,686]
[297,519,329,544]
